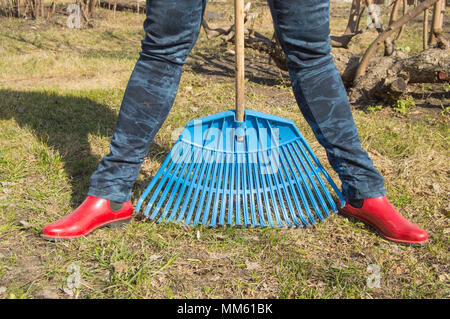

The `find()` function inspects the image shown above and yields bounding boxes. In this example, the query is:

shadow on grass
[0,89,169,208]
[188,51,290,87]
[1,30,141,62]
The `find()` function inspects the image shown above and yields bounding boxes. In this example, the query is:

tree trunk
[429,0,448,48]
[344,0,362,35]
[350,48,450,103]
[355,0,441,80]
[89,0,96,17]
[98,0,145,13]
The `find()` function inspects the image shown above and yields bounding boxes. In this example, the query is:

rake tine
[176,149,206,224]
[262,149,285,227]
[210,151,226,227]
[218,152,231,227]
[245,134,259,227]
[149,144,193,220]
[176,120,218,225]
[265,119,293,227]
[284,144,317,225]
[241,153,250,227]
[190,127,222,226]
[156,145,193,222]
[135,141,182,213]
[254,123,275,227]
[271,150,296,227]
[299,139,345,208]
[235,151,249,227]
[260,148,286,227]
[290,142,328,219]
[251,152,267,227]
[201,152,221,226]
[235,153,242,227]
[256,119,283,227]
[201,119,226,226]
[237,153,247,227]
[256,151,276,228]
[166,146,203,222]
[278,146,308,227]
[143,143,186,217]
[286,143,325,221]
[295,140,336,214]
[193,119,226,226]
[252,153,273,227]
[184,149,213,225]
[246,157,258,227]
[227,152,237,227]
[193,150,218,226]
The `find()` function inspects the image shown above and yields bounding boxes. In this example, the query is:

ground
[0,2,448,299]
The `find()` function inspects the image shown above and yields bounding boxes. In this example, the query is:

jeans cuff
[87,187,132,203]
[342,185,386,201]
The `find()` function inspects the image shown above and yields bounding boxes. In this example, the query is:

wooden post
[429,0,443,44]
[344,0,362,35]
[89,0,96,18]
[235,0,245,123]
[423,6,429,50]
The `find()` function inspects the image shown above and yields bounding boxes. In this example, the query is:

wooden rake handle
[235,0,245,122]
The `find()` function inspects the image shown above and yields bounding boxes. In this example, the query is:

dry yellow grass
[0,3,448,299]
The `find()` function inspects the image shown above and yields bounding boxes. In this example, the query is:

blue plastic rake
[135,109,345,228]
[135,0,345,228]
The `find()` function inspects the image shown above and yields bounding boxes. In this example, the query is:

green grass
[0,4,449,299]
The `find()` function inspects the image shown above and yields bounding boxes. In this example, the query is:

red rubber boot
[339,196,428,245]
[41,196,133,241]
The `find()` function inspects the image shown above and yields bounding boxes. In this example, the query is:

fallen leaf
[37,289,59,299]
[18,220,32,229]
[245,261,260,271]
[148,254,161,262]
[431,183,442,193]
[112,260,128,274]
[0,181,15,187]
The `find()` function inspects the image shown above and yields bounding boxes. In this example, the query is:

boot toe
[409,228,429,244]
[41,222,77,238]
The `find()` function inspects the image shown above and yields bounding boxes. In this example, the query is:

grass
[0,3,449,299]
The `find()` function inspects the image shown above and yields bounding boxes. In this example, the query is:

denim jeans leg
[267,0,385,200]
[88,0,207,202]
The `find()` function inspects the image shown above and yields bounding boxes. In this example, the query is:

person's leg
[268,0,427,244]
[41,0,207,240]
[87,0,208,203]
[267,0,384,200]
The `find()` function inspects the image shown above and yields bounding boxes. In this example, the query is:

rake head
[135,110,345,228]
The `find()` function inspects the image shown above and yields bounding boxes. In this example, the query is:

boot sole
[40,217,132,242]
[338,210,429,246]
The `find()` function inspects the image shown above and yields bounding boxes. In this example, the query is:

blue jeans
[88,0,385,203]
